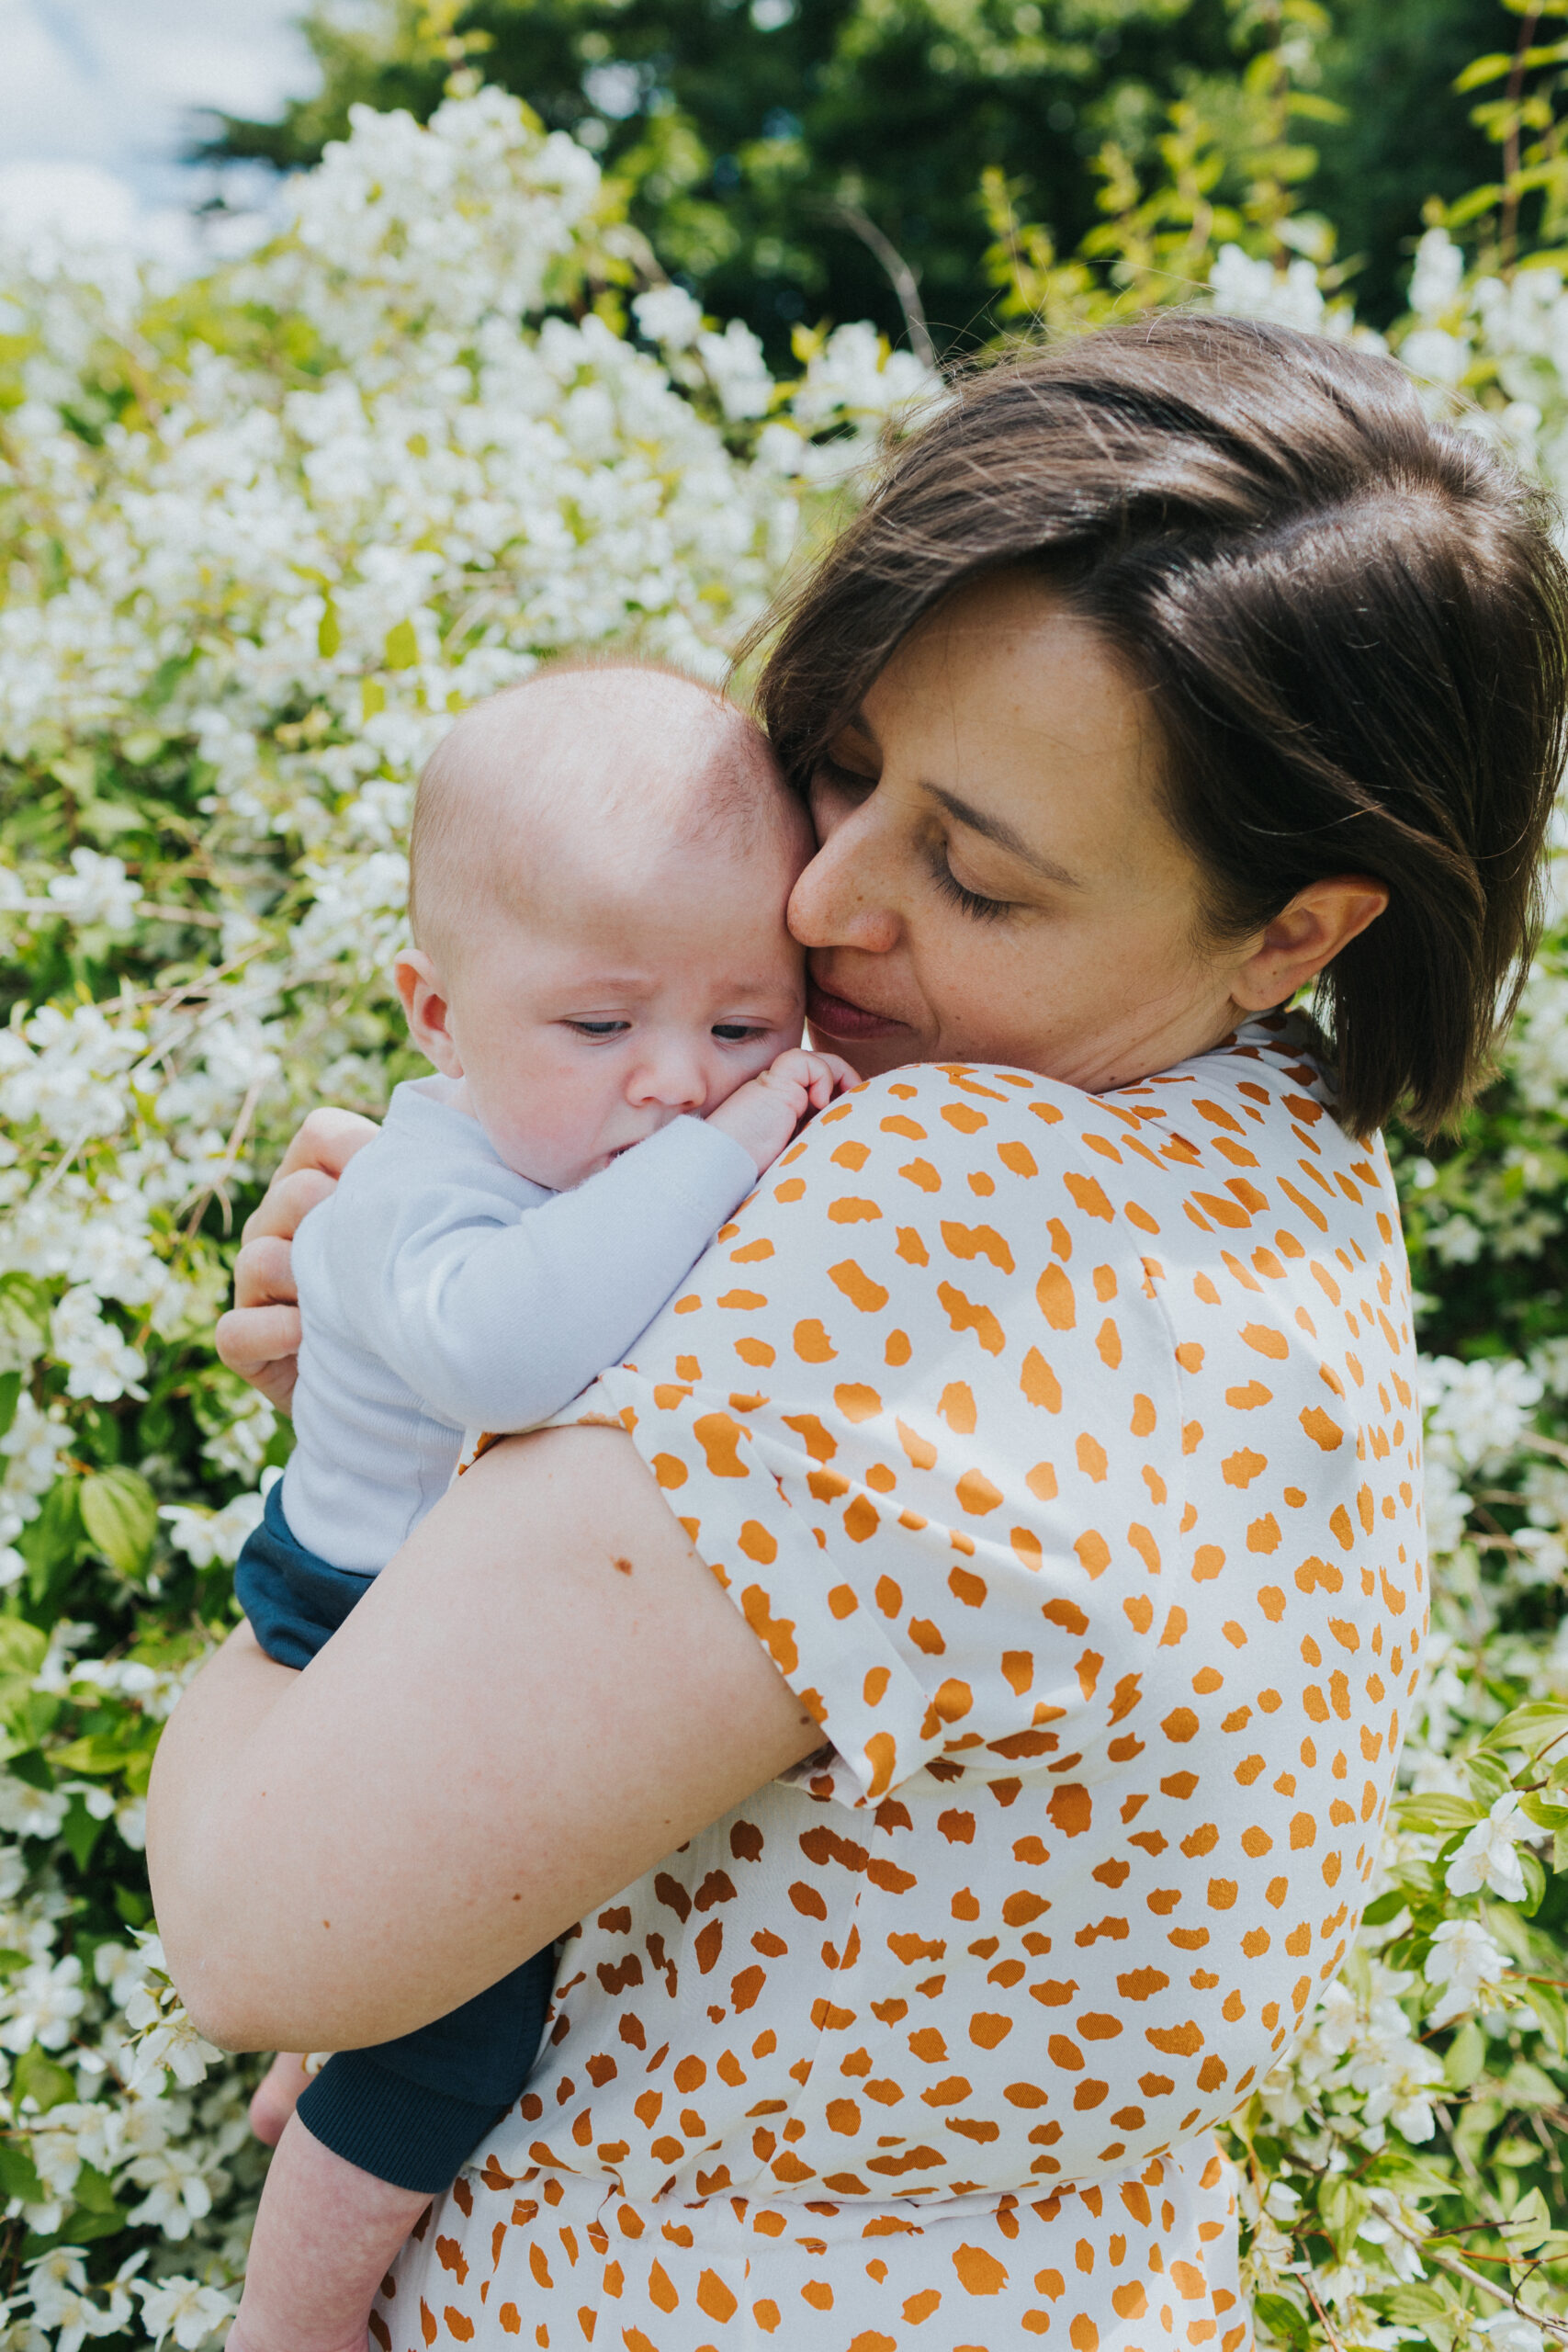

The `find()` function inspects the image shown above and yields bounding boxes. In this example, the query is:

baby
[227,663,849,2352]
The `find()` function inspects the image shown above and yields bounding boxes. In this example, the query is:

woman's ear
[1229,875,1390,1012]
[394,948,465,1078]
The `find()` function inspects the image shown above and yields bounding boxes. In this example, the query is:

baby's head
[397,663,814,1188]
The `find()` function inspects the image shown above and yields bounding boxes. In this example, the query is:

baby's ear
[394,948,464,1078]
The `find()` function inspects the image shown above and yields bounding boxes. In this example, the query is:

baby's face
[430,828,808,1190]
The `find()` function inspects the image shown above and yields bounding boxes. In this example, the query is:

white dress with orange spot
[379,1013,1425,2352]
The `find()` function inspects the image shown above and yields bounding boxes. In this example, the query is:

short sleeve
[559,1064,1184,1810]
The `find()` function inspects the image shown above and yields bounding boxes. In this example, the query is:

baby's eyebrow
[928,785,1083,888]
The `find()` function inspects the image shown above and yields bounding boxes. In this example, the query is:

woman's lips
[806,973,909,1041]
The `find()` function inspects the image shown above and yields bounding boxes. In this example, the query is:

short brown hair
[755,315,1568,1137]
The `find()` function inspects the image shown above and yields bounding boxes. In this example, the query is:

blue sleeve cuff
[293,1948,556,2192]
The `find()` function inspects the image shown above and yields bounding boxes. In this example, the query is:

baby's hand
[707,1048,860,1176]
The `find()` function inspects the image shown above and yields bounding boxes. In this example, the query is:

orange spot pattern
[382,1016,1420,2352]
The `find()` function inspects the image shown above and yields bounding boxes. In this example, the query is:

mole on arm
[612,1556,634,1576]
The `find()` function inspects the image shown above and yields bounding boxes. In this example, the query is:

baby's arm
[229,2113,426,2352]
[345,1115,761,1433]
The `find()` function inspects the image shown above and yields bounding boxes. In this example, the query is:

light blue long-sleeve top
[280,1076,758,1574]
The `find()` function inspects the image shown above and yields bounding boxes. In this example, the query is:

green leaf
[0,1620,47,1686]
[1318,2174,1366,2255]
[1445,2018,1487,2087]
[13,2047,75,2114]
[1253,2291,1312,2348]
[384,616,419,670]
[1455,51,1518,92]
[113,1883,149,1928]
[1362,1888,1410,1926]
[0,2140,44,2203]
[6,1747,52,1792]
[317,600,341,659]
[0,1273,51,1353]
[70,2161,120,2217]
[0,1374,21,1444]
[1500,2057,1561,2109]
[1503,2185,1553,2251]
[21,1478,82,1610]
[58,1794,106,1872]
[1393,1792,1483,1834]
[1470,1749,1515,1806]
[78,1467,158,1578]
[1483,1701,1568,1757]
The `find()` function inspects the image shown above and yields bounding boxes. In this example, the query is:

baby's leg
[250,2051,314,2147]
[228,2114,428,2352]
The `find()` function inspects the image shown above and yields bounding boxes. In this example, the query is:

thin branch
[1502,6,1544,270]
[1380,2207,1568,2344]
[1301,2267,1349,2352]
[178,1068,269,1238]
[828,200,937,368]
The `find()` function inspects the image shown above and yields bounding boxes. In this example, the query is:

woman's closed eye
[930,851,1015,923]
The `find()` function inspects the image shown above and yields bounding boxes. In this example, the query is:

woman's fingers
[240,1167,339,1250]
[231,1233,300,1312]
[213,1305,302,1412]
[220,1231,308,1410]
[272,1106,378,1184]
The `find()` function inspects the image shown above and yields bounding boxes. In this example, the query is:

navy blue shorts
[234,1483,555,2191]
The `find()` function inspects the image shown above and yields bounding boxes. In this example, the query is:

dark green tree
[205,0,1266,361]
[204,0,1524,356]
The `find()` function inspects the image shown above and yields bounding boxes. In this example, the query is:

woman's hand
[215,1109,378,1412]
[147,1426,822,2054]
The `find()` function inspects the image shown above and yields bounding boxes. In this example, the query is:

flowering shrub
[3,76,1568,2352]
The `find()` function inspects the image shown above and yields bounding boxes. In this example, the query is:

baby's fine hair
[407,660,790,965]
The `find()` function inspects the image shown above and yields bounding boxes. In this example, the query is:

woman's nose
[787,799,902,955]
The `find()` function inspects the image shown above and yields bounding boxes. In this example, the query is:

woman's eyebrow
[929,785,1083,888]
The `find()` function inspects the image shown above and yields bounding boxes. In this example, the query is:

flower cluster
[2,78,1568,2352]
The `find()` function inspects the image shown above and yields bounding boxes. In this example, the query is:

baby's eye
[566,1020,629,1037]
[713,1023,768,1043]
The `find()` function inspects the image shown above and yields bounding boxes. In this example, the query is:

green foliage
[207,0,1558,353]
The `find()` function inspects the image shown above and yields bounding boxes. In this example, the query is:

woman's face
[790,569,1247,1090]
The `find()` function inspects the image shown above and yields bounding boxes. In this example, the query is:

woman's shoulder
[761,1010,1375,1264]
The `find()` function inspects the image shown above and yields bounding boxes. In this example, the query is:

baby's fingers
[801,1052,859,1109]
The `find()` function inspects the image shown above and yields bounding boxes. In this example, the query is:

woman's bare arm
[147,1425,821,2054]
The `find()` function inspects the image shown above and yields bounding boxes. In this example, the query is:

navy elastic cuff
[296,2049,511,2194]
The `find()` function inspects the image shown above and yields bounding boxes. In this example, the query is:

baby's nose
[629,1041,708,1111]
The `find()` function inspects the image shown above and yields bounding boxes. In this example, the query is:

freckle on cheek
[612,1556,634,1576]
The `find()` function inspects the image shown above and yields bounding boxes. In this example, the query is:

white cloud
[0,0,316,257]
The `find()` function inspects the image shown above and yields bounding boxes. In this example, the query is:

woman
[149,316,1568,2350]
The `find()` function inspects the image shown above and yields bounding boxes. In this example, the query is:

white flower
[159,1487,265,1569]
[1410,227,1465,321]
[1422,1354,1544,1476]
[123,2144,214,2237]
[1424,1916,1512,2026]
[695,319,774,421]
[1,1954,85,2052]
[1445,1793,1532,1904]
[633,285,704,350]
[1477,2317,1547,2352]
[135,2278,235,2351]
[50,1288,144,1405]
[45,849,139,932]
